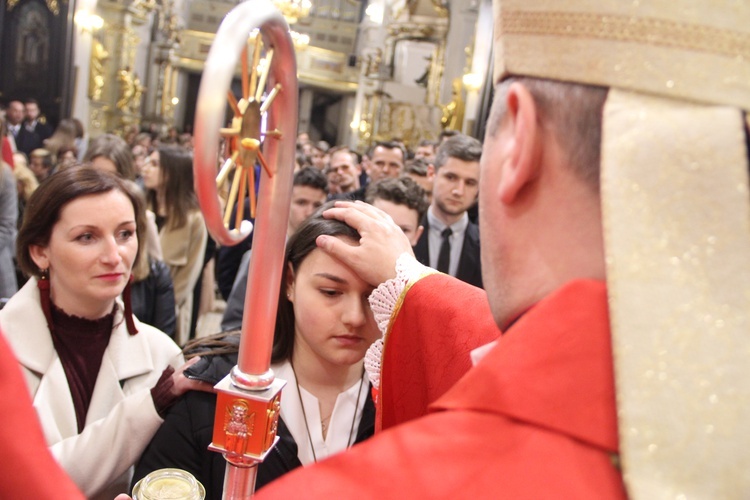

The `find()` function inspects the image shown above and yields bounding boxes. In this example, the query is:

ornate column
[142,0,181,134]
[88,0,157,136]
[350,0,449,151]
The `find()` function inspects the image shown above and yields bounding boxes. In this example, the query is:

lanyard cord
[291,363,365,463]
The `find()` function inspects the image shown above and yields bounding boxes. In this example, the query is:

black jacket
[131,258,176,339]
[414,215,483,288]
[133,337,375,499]
[215,201,255,300]
[15,122,52,157]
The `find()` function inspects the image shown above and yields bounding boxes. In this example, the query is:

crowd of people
[0,84,485,498]
[2,0,749,497]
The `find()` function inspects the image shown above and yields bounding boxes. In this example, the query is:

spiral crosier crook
[193,1,297,497]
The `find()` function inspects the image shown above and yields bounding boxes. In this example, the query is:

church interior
[1,0,494,149]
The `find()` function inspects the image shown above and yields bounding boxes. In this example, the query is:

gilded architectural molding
[7,0,64,15]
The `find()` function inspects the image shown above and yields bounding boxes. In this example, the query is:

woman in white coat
[0,167,210,500]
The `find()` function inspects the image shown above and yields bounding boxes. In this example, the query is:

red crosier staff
[192,1,298,497]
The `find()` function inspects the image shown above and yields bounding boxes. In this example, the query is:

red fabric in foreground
[2,138,14,169]
[378,273,500,430]
[0,326,84,498]
[256,280,625,499]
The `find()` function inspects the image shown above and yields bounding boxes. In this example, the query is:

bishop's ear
[499,82,543,205]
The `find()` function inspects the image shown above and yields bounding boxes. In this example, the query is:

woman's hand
[169,356,214,398]
[316,201,414,287]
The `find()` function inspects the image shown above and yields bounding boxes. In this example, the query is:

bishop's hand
[316,201,414,287]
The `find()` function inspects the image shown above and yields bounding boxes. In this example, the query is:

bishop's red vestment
[256,278,626,498]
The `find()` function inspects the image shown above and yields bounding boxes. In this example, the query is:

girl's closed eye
[320,288,342,298]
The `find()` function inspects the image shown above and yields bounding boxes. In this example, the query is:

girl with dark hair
[133,205,379,498]
[0,167,211,499]
[84,133,137,181]
[142,145,207,344]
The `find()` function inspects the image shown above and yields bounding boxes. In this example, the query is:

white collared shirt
[427,207,469,277]
[274,361,368,466]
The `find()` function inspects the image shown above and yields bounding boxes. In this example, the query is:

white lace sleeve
[365,253,436,388]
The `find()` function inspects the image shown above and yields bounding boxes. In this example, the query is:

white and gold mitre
[492,0,750,108]
[492,2,750,499]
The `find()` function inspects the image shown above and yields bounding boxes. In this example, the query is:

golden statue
[89,40,109,101]
[131,0,157,14]
[366,48,382,77]
[132,74,146,113]
[431,0,448,17]
[440,77,464,131]
[117,68,136,112]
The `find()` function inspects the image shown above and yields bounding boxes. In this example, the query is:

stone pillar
[462,0,493,135]
[298,87,315,136]
[142,0,183,134]
[349,0,449,150]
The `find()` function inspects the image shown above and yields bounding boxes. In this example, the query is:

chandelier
[272,0,312,25]
[290,30,310,47]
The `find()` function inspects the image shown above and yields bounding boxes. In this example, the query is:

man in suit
[364,140,405,184]
[328,146,365,200]
[23,99,52,144]
[5,100,24,152]
[413,133,482,288]
[11,99,51,157]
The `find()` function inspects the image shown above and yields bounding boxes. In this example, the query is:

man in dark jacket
[413,134,483,288]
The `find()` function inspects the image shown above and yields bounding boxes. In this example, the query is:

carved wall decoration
[440,77,464,131]
[372,100,440,148]
[1,0,72,125]
[7,0,63,16]
[89,40,109,101]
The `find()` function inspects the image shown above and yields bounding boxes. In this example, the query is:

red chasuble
[378,273,500,430]
[256,279,626,498]
[0,328,84,499]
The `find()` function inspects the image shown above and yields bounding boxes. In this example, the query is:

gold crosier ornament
[492,0,750,498]
[192,0,297,497]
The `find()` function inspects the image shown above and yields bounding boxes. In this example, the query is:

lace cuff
[365,253,436,388]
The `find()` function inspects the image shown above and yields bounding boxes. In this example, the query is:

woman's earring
[37,268,52,333]
[123,274,139,336]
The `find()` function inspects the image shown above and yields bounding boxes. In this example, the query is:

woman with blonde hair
[44,118,78,161]
[12,161,37,227]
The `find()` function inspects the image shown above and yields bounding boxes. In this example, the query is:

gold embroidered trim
[501,11,750,58]
[382,268,438,345]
